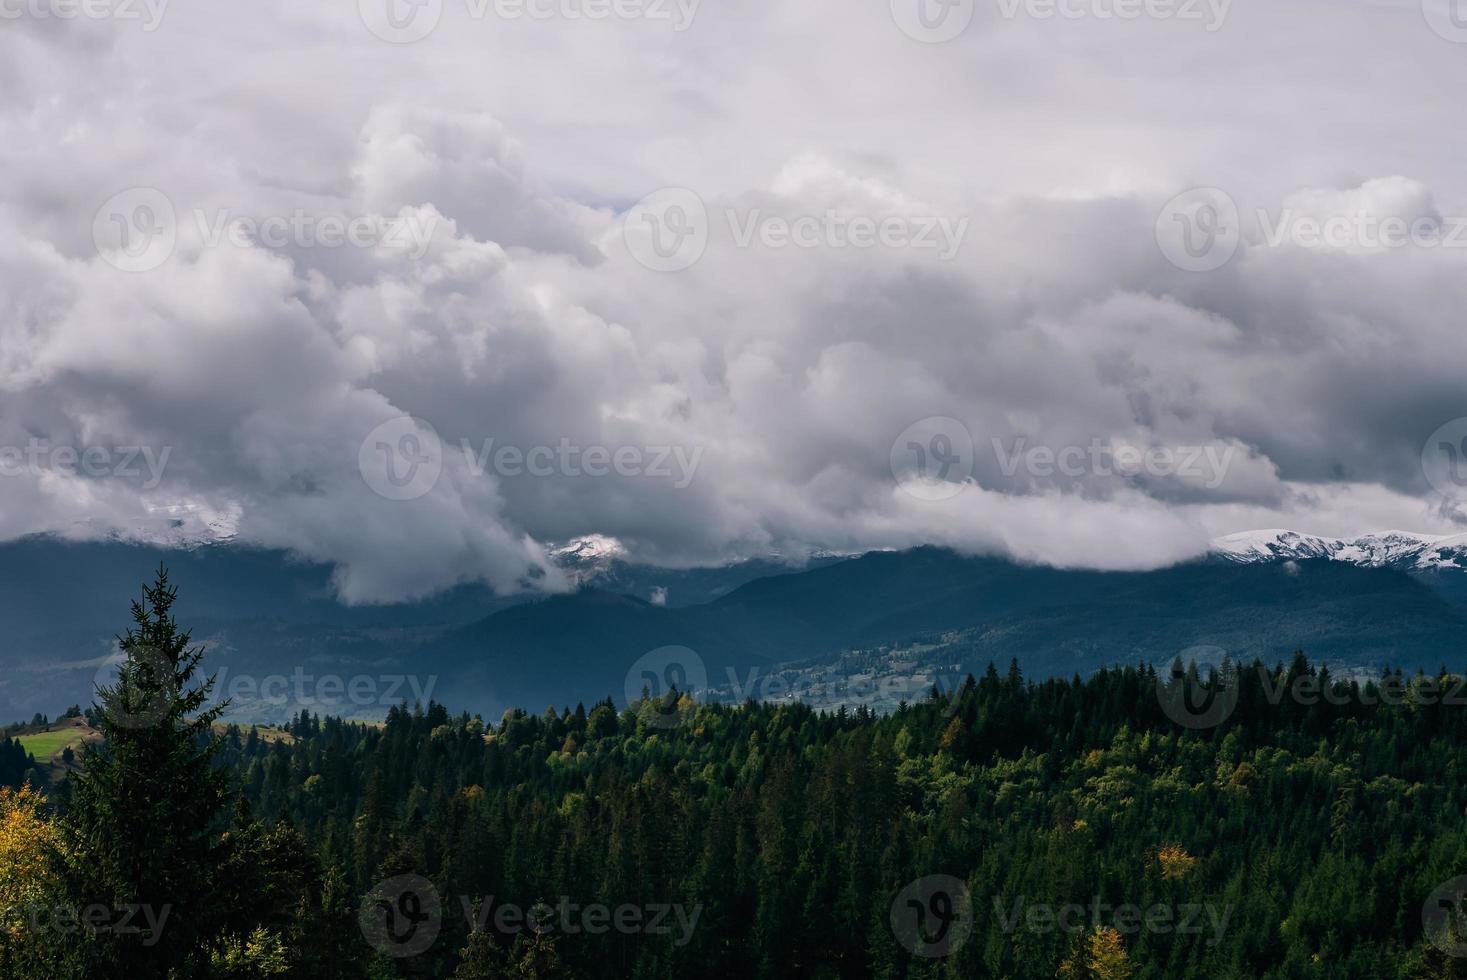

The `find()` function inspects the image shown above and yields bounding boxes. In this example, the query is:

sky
[4,0,1467,602]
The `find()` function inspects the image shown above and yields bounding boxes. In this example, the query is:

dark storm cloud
[3,0,1466,598]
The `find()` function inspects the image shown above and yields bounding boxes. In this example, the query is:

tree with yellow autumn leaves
[1059,925,1135,980]
[0,785,64,974]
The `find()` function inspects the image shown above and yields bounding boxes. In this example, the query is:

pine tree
[453,919,512,978]
[62,565,230,978]
[507,930,566,979]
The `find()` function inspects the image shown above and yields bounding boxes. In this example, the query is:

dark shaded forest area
[5,572,1467,978]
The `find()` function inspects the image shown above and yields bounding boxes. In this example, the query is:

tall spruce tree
[64,565,230,978]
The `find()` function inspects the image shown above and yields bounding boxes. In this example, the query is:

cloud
[351,104,604,262]
[3,1,1467,599]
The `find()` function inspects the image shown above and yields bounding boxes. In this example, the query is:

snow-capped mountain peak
[550,534,628,565]
[1211,529,1467,570]
[549,535,630,587]
[1211,529,1336,563]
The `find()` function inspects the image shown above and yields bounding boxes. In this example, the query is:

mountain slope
[0,536,814,723]
[432,548,1467,718]
[6,535,1467,724]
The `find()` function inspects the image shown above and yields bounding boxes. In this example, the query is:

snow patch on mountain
[549,535,629,586]
[550,534,627,564]
[1211,529,1467,570]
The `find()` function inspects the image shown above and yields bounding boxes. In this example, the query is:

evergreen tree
[453,919,512,978]
[62,565,230,978]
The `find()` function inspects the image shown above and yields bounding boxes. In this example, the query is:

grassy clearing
[16,728,88,762]
[12,715,100,769]
[11,718,290,768]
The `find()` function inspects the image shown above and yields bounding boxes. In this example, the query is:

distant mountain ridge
[1211,529,1467,570]
[0,535,819,724]
[5,533,1467,725]
[430,546,1467,719]
[548,534,838,606]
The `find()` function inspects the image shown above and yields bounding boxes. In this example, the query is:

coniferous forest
[14,0,1467,973]
[6,571,1467,978]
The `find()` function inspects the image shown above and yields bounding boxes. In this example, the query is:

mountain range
[1212,529,1467,570]
[2,530,1465,723]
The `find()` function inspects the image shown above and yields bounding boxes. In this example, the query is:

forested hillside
[216,661,1467,978]
[6,573,1467,977]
